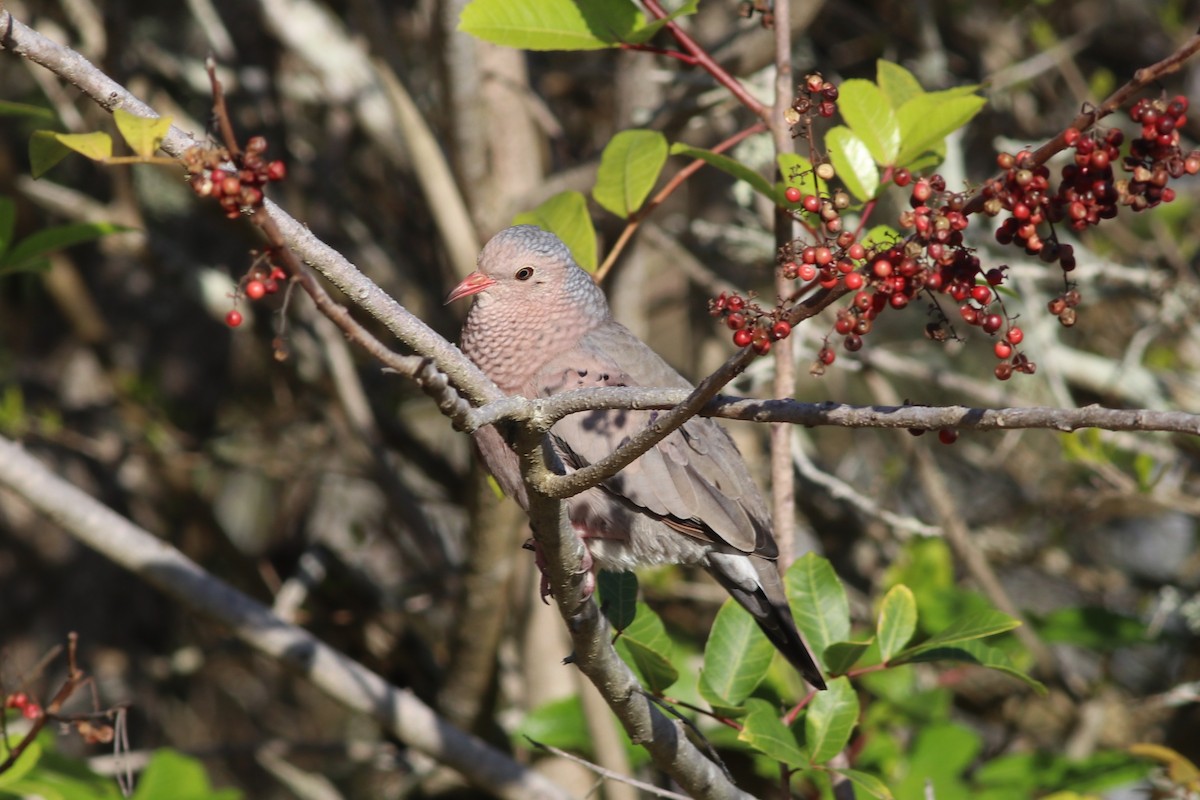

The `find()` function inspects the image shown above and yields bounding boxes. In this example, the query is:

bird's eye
[515,266,534,281]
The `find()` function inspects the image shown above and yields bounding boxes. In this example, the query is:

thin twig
[526,738,693,800]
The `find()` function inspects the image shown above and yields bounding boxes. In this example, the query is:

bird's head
[445,225,609,323]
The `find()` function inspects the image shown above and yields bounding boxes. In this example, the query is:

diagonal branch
[0,436,570,800]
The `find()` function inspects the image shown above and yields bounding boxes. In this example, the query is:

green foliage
[0,195,131,277]
[670,142,774,199]
[738,697,807,769]
[597,570,639,630]
[593,129,668,218]
[30,130,112,178]
[458,0,698,51]
[1030,606,1149,650]
[787,552,850,672]
[612,601,679,693]
[699,599,774,707]
[805,677,859,763]
[0,732,236,799]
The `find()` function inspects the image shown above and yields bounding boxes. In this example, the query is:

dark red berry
[726,312,746,330]
[971,285,992,305]
[771,321,792,340]
[733,329,754,347]
[938,428,958,445]
[818,347,836,365]
[1006,327,1024,345]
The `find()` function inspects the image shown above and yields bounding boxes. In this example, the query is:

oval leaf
[875,60,923,111]
[896,639,1046,692]
[837,768,895,800]
[459,0,637,50]
[30,130,112,178]
[1,222,132,274]
[113,108,172,158]
[786,553,849,673]
[0,738,42,788]
[700,599,774,706]
[597,570,639,631]
[670,142,774,199]
[826,126,878,202]
[512,190,597,271]
[0,100,55,120]
[876,584,917,663]
[804,675,859,764]
[593,129,667,218]
[835,79,899,165]
[824,639,872,675]
[738,698,807,769]
[896,91,985,168]
[613,601,678,694]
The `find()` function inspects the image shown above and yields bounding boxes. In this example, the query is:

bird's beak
[444,271,496,305]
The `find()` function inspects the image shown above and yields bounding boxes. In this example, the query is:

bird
[446,225,826,690]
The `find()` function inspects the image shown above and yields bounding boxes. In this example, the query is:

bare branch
[0,436,571,800]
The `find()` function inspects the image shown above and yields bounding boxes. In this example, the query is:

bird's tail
[706,553,827,690]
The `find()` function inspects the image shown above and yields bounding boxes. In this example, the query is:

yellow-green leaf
[593,129,667,218]
[826,125,878,201]
[805,676,859,764]
[113,108,172,158]
[30,130,112,177]
[836,79,899,165]
[876,584,917,663]
[459,0,637,50]
[875,60,924,111]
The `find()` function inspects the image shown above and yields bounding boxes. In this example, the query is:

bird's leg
[522,529,596,604]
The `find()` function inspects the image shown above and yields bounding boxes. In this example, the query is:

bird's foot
[522,536,596,603]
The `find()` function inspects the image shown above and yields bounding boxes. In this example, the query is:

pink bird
[447,225,825,690]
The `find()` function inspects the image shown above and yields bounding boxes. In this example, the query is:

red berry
[726,312,746,330]
[752,336,772,355]
[1006,327,1024,345]
[982,313,1003,334]
[266,160,287,181]
[221,176,242,196]
[872,259,893,278]
[847,243,866,261]
[994,363,1013,381]
[994,341,1013,359]
[263,279,280,295]
[844,272,864,290]
[889,293,909,309]
[245,280,266,300]
[818,347,836,365]
[225,310,244,328]
[1063,127,1080,146]
[938,428,958,445]
[802,194,821,213]
[21,703,42,720]
[971,285,992,305]
[727,296,745,312]
[6,692,28,709]
[733,329,754,347]
[771,321,791,340]
[893,168,912,187]
[798,264,817,282]
[785,186,802,203]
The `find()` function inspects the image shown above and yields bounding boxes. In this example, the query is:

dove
[446,225,825,690]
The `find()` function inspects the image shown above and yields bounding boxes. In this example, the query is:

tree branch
[0,436,570,800]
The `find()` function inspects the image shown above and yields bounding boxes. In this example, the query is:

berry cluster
[1123,95,1199,210]
[785,72,838,125]
[225,261,288,328]
[183,135,286,220]
[709,292,791,355]
[5,691,43,721]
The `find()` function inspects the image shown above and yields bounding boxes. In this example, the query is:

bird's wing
[532,322,774,557]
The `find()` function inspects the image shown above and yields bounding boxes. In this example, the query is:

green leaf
[699,599,775,706]
[0,738,43,788]
[459,0,638,50]
[0,196,15,261]
[0,100,56,120]
[898,639,1046,693]
[512,190,597,271]
[875,60,924,111]
[896,90,986,168]
[593,129,668,218]
[837,768,895,799]
[738,698,807,769]
[786,553,849,674]
[823,639,872,675]
[836,79,900,165]
[1031,606,1147,650]
[113,109,172,159]
[516,695,591,752]
[613,602,678,693]
[895,722,980,799]
[902,608,1021,653]
[876,584,917,663]
[860,224,900,254]
[624,0,699,44]
[597,570,639,631]
[670,143,774,200]
[1,222,132,274]
[29,130,112,178]
[826,126,879,201]
[804,676,859,764]
[133,748,241,800]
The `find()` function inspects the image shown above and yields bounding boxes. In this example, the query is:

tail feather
[706,552,827,690]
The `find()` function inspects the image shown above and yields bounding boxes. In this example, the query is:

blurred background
[1,0,1198,797]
